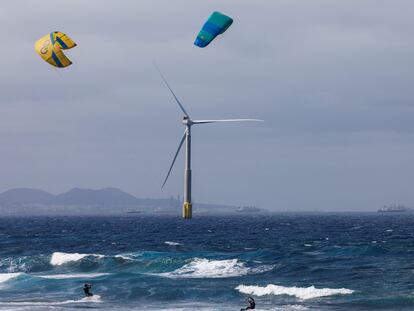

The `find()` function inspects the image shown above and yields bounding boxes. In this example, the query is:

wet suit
[240,296,255,310]
[83,284,93,297]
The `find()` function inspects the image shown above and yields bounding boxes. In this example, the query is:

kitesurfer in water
[83,283,93,297]
[240,296,255,310]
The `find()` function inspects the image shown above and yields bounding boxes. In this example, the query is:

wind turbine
[156,66,263,219]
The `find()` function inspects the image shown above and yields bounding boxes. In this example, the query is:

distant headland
[0,187,262,216]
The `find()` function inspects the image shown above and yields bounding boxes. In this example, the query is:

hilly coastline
[0,188,238,216]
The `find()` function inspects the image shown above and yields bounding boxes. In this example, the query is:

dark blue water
[0,214,413,310]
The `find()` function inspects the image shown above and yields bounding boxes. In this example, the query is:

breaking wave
[50,252,104,266]
[164,241,182,246]
[36,273,111,279]
[114,254,135,261]
[0,273,23,284]
[236,284,354,300]
[158,258,273,279]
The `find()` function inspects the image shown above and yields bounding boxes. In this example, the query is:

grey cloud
[0,0,413,210]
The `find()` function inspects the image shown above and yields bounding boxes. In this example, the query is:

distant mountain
[0,188,53,204]
[51,187,139,206]
[0,187,237,215]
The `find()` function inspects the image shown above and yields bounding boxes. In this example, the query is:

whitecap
[156,258,273,279]
[158,258,248,278]
[0,273,23,283]
[165,241,182,246]
[36,273,110,279]
[236,284,354,300]
[50,252,104,266]
[115,254,134,260]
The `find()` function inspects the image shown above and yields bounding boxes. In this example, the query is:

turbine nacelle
[182,116,193,126]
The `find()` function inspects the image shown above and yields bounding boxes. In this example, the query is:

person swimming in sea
[83,283,93,297]
[240,296,255,310]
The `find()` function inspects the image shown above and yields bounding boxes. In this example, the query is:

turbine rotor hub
[182,116,193,126]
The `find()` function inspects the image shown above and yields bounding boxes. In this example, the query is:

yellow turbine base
[182,202,192,219]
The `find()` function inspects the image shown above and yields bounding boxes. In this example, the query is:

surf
[0,295,102,306]
[236,284,354,300]
[156,258,274,279]
[36,273,110,279]
[0,273,23,284]
[50,252,105,265]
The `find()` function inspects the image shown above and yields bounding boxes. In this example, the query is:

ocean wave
[0,273,23,284]
[0,295,102,306]
[164,241,182,246]
[114,254,135,261]
[157,258,273,279]
[236,284,354,300]
[36,273,111,279]
[129,304,308,311]
[50,252,104,266]
[158,258,248,278]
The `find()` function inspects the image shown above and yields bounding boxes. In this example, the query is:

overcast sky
[0,0,413,211]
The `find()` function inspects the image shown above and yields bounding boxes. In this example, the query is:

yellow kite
[34,31,77,68]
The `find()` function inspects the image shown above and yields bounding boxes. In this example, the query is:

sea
[0,213,413,311]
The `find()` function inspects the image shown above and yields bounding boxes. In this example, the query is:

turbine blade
[154,63,190,117]
[192,119,264,124]
[161,130,187,189]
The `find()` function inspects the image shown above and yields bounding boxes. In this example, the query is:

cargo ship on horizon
[378,204,409,213]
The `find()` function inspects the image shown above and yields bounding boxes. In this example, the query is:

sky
[0,0,413,211]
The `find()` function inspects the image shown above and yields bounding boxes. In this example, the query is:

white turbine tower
[157,66,263,219]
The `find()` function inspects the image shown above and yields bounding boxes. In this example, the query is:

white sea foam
[158,258,273,279]
[236,284,354,300]
[165,241,182,246]
[159,258,248,278]
[50,252,104,265]
[0,257,28,273]
[36,273,110,279]
[0,295,102,306]
[71,295,102,303]
[115,254,134,260]
[0,273,23,283]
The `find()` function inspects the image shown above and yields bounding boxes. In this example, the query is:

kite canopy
[34,31,77,68]
[194,11,233,48]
